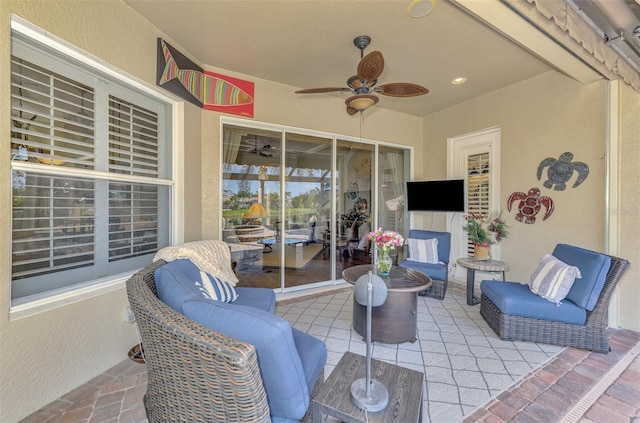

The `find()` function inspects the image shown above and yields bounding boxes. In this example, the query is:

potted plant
[462,212,508,260]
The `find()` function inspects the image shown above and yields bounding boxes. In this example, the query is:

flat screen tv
[406,179,465,212]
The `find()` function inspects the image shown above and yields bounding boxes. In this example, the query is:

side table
[457,257,509,306]
[312,351,424,423]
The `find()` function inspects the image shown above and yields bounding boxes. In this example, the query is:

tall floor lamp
[351,271,389,412]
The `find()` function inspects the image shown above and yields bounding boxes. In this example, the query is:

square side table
[312,351,424,423]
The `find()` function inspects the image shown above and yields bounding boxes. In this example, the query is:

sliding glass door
[221,119,411,292]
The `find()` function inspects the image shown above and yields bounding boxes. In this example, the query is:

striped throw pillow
[529,254,581,305]
[199,270,238,303]
[407,238,439,264]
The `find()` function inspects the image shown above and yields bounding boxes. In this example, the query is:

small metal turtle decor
[507,187,554,224]
[536,152,589,191]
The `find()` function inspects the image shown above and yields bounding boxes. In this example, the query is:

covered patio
[19,282,640,423]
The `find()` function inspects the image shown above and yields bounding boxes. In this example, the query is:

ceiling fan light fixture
[346,94,379,112]
[407,0,436,18]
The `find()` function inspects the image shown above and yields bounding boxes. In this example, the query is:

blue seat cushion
[552,244,611,311]
[235,287,276,313]
[182,298,317,420]
[399,260,447,281]
[481,280,586,325]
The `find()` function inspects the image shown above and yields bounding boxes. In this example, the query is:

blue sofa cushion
[399,260,447,281]
[235,287,276,313]
[481,280,586,325]
[552,244,611,311]
[182,298,317,420]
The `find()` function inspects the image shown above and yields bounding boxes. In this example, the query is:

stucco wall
[618,81,640,331]
[0,1,203,421]
[422,71,608,281]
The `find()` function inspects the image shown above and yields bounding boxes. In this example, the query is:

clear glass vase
[376,250,392,276]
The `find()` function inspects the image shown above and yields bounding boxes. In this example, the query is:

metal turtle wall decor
[536,152,589,191]
[507,187,554,224]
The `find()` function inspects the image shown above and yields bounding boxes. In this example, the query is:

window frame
[9,16,184,319]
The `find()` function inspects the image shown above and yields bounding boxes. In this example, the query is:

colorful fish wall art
[156,38,254,117]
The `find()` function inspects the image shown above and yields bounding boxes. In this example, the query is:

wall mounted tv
[406,179,465,212]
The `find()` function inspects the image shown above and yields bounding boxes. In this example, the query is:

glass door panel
[336,140,374,275]
[222,124,282,288]
[378,145,411,261]
[283,133,332,289]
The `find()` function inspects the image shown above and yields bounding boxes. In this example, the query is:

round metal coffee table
[342,265,432,344]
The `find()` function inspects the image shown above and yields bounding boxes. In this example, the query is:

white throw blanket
[154,240,239,285]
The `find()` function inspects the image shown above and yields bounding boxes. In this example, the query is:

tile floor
[18,284,640,423]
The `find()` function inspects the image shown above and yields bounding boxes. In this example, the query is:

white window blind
[466,152,490,256]
[10,37,171,303]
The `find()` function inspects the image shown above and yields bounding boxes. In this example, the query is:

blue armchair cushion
[155,259,212,313]
[406,229,450,264]
[399,260,447,281]
[552,244,611,311]
[291,327,327,395]
[406,237,439,264]
[234,287,276,313]
[528,254,581,305]
[481,280,586,325]
[182,298,325,420]
[155,259,275,313]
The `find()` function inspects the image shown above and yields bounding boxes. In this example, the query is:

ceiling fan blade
[346,106,358,115]
[295,87,349,94]
[374,82,429,97]
[357,51,384,82]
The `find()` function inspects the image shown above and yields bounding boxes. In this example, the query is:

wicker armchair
[480,253,629,353]
[126,259,322,422]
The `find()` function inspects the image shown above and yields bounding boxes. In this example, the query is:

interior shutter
[466,152,490,255]
[108,96,160,261]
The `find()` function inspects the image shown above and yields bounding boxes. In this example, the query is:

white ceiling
[124,0,559,117]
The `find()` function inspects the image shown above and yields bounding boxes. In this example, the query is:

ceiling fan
[240,136,274,157]
[295,35,429,115]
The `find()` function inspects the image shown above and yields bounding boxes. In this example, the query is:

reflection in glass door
[222,125,283,289]
[378,146,410,234]
[336,140,374,276]
[283,133,332,289]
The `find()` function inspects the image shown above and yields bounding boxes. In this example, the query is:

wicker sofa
[398,229,451,299]
[480,244,629,353]
[126,258,326,422]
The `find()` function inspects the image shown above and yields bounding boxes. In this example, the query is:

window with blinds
[466,152,490,256]
[10,36,171,303]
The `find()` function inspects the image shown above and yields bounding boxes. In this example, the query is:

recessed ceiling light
[451,77,467,85]
[407,0,436,18]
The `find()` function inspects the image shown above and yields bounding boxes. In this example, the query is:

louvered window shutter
[108,96,160,261]
[466,153,490,256]
[10,44,170,302]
